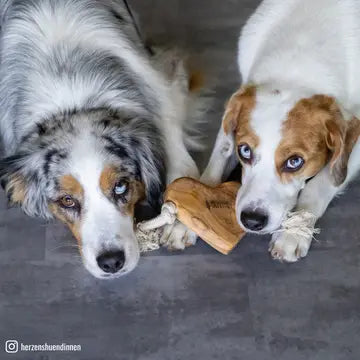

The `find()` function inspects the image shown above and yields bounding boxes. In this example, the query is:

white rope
[272,210,320,240]
[135,202,178,253]
[137,202,178,231]
[136,227,164,253]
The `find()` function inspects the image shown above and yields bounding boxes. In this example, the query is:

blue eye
[114,181,129,196]
[284,156,304,172]
[238,144,253,162]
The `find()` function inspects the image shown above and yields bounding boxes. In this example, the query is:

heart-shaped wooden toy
[164,178,245,254]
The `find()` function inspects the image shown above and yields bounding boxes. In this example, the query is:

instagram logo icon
[5,340,18,354]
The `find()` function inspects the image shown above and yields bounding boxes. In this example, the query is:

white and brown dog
[202,0,360,262]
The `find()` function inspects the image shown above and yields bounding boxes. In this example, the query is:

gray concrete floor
[1,1,360,359]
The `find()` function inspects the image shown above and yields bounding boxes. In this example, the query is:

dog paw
[269,232,312,263]
[160,220,197,250]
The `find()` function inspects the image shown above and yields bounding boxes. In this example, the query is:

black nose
[96,251,125,273]
[240,210,268,231]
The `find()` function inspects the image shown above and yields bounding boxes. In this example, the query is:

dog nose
[240,210,268,231]
[97,251,125,273]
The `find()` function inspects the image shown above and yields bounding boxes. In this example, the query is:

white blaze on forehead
[68,133,131,243]
[68,131,104,199]
[251,91,293,162]
[249,90,302,168]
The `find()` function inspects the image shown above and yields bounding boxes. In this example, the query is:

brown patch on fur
[49,175,84,247]
[6,175,27,205]
[59,175,84,198]
[99,166,119,196]
[223,86,259,150]
[276,95,357,185]
[123,181,145,216]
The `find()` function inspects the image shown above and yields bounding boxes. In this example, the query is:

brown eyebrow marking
[59,174,84,197]
[99,165,119,195]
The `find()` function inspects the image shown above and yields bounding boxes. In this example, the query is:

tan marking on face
[123,181,145,216]
[275,95,347,183]
[222,86,259,153]
[59,175,84,198]
[99,165,119,196]
[6,175,27,205]
[49,174,84,247]
[99,166,145,216]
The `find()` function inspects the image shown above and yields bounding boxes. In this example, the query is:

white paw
[269,232,312,263]
[160,220,197,250]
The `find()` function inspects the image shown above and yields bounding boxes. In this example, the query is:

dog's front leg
[200,125,237,185]
[269,167,337,262]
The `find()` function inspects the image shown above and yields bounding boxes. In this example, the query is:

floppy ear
[221,85,256,165]
[222,87,248,135]
[304,94,357,187]
[0,153,51,218]
[0,154,27,205]
[201,87,253,185]
[220,88,246,164]
[127,121,167,212]
[135,149,166,212]
[325,118,346,186]
[326,116,360,186]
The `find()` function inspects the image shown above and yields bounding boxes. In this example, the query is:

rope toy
[272,210,320,240]
[136,178,245,254]
[136,203,177,252]
[136,178,320,254]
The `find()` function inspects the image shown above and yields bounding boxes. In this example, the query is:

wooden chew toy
[138,178,319,255]
[164,178,245,254]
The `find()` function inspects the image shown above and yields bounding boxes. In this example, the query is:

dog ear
[128,123,167,212]
[314,95,360,186]
[0,154,27,205]
[220,90,243,163]
[325,118,346,186]
[223,91,244,135]
[326,115,360,186]
[0,153,51,218]
[137,151,166,212]
[222,86,256,134]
